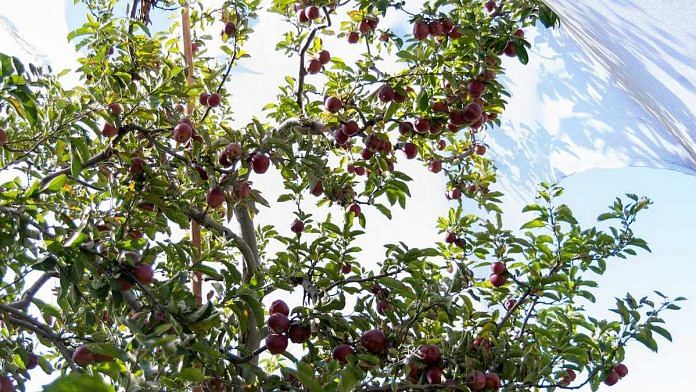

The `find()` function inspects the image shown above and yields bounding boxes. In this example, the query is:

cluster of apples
[604,363,628,386]
[489,261,508,287]
[0,352,39,391]
[198,91,222,108]
[295,4,321,24]
[347,16,379,44]
[116,258,154,292]
[445,231,467,250]
[264,300,312,355]
[331,328,388,364]
[412,17,462,41]
[370,283,391,315]
[501,29,525,58]
[101,103,124,138]
[306,50,331,75]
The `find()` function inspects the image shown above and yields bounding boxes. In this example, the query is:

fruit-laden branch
[296,7,332,112]
[0,303,77,370]
[184,207,256,277]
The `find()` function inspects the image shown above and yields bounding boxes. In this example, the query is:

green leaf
[520,219,545,229]
[41,174,67,193]
[43,373,114,392]
[176,367,204,382]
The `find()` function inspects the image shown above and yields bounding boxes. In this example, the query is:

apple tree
[0,0,683,391]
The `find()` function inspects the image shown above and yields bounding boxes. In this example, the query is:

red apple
[267,313,290,334]
[485,1,496,13]
[347,204,361,217]
[566,369,577,381]
[173,122,192,143]
[514,28,525,38]
[324,97,342,114]
[26,352,39,370]
[332,344,355,364]
[0,376,13,391]
[288,323,311,343]
[116,277,133,291]
[130,157,145,174]
[403,143,418,159]
[224,143,243,160]
[467,80,486,97]
[361,149,374,160]
[393,90,407,103]
[360,329,387,354]
[504,299,516,310]
[297,9,309,23]
[445,232,457,243]
[408,359,423,383]
[348,31,359,44]
[367,17,379,30]
[604,370,619,386]
[428,160,442,173]
[342,120,360,136]
[269,300,289,316]
[310,182,323,197]
[108,103,123,116]
[485,372,501,389]
[318,50,331,65]
[414,118,431,134]
[207,92,221,107]
[133,263,154,285]
[378,85,395,102]
[437,139,446,150]
[504,41,516,57]
[0,128,7,146]
[102,123,118,138]
[413,21,429,40]
[426,367,443,384]
[206,187,226,209]
[370,283,381,294]
[307,58,322,74]
[306,6,320,20]
[418,344,441,365]
[491,262,506,275]
[72,345,95,366]
[614,364,628,378]
[334,129,349,144]
[251,153,271,174]
[430,101,449,113]
[399,122,413,135]
[430,122,443,135]
[490,273,506,287]
[463,103,483,123]
[468,370,486,390]
[376,300,391,315]
[265,334,288,354]
[290,219,305,234]
[448,188,462,200]
[476,145,487,155]
[224,22,236,36]
[428,21,444,37]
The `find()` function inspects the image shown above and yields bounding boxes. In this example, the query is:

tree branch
[8,272,58,308]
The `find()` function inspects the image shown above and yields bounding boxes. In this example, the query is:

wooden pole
[181,6,203,307]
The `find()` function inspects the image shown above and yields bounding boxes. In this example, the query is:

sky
[1,1,695,391]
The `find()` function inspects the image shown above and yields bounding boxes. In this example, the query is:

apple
[332,344,355,364]
[408,359,423,383]
[288,323,311,343]
[0,376,13,391]
[490,273,506,287]
[398,122,413,135]
[476,145,487,155]
[102,123,118,138]
[491,262,506,275]
[413,21,429,40]
[445,232,457,244]
[485,372,501,389]
[376,300,391,315]
[379,31,389,42]
[307,58,322,74]
[360,329,387,354]
[133,263,154,285]
[207,92,221,107]
[485,1,496,13]
[93,352,113,362]
[504,298,516,310]
[306,6,320,20]
[108,103,123,116]
[297,9,309,23]
[173,122,192,143]
[441,18,454,33]
[403,143,418,159]
[130,157,146,174]
[604,370,619,386]
[348,204,361,216]
[341,120,360,136]
[224,143,243,160]
[0,128,7,146]
[468,370,486,390]
[424,367,442,384]
[361,149,374,160]
[378,288,390,300]
[310,182,323,196]
[370,284,382,295]
[269,300,289,316]
[428,160,442,173]
[116,277,133,291]
[437,140,446,150]
[430,122,443,135]
[467,80,486,97]
[378,85,395,102]
[514,28,525,38]
[430,101,449,113]
[428,21,444,36]
[206,187,226,209]
[251,153,271,174]
[418,344,441,365]
[25,352,39,370]
[323,97,342,114]
[504,41,517,57]
[367,17,379,30]
[289,219,305,234]
[334,129,349,144]
[463,103,483,123]
[393,90,407,103]
[359,20,372,35]
[414,118,431,134]
[265,334,288,354]
[614,364,628,378]
[448,188,461,200]
[348,31,359,44]
[267,313,290,334]
[448,25,462,39]
[72,345,95,366]
[454,237,466,249]
[224,22,236,36]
